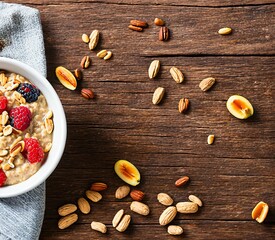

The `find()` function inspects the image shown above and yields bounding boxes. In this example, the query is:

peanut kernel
[252,201,269,223]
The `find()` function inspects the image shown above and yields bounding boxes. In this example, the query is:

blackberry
[17,83,40,103]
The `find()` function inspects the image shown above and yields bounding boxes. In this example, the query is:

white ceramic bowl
[0,57,67,197]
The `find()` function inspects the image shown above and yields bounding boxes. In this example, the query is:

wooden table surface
[6,0,275,239]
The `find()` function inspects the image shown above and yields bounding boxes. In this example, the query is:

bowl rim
[0,57,67,198]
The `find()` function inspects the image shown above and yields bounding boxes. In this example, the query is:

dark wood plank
[43,166,275,220]
[41,220,275,240]
[5,0,275,7]
[30,1,275,239]
[36,3,275,57]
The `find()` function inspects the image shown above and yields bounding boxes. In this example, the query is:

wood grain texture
[37,3,275,56]
[5,0,275,7]
[3,0,275,239]
[40,220,275,240]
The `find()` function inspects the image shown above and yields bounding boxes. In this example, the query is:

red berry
[0,169,7,187]
[9,106,32,131]
[0,96,8,114]
[23,138,44,163]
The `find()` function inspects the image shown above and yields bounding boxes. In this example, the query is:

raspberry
[17,83,40,103]
[9,106,32,131]
[0,169,7,187]
[0,95,8,114]
[23,138,44,164]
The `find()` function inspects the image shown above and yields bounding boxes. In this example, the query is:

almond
[91,221,107,233]
[157,193,173,206]
[89,30,99,50]
[77,197,91,214]
[112,209,124,228]
[167,225,183,235]
[152,87,165,105]
[170,67,184,83]
[130,20,148,28]
[176,202,199,213]
[116,214,131,232]
[55,66,77,90]
[148,60,160,79]
[130,190,145,201]
[85,190,102,202]
[178,98,189,113]
[130,201,150,216]
[199,77,215,91]
[58,204,77,217]
[159,206,177,226]
[175,176,189,187]
[90,182,108,191]
[58,213,78,229]
[128,25,143,32]
[188,194,203,207]
[115,185,130,199]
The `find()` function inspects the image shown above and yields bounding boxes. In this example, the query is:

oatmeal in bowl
[0,57,66,197]
[0,72,54,186]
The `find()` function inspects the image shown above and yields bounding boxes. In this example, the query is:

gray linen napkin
[0,2,46,240]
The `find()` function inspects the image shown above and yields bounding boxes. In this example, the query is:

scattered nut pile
[156,175,203,236]
[57,160,208,237]
[57,182,107,230]
[55,29,113,100]
[57,160,150,234]
[128,18,170,42]
[57,158,268,234]
[55,14,268,238]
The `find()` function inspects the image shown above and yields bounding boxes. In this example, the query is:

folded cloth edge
[0,2,47,240]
